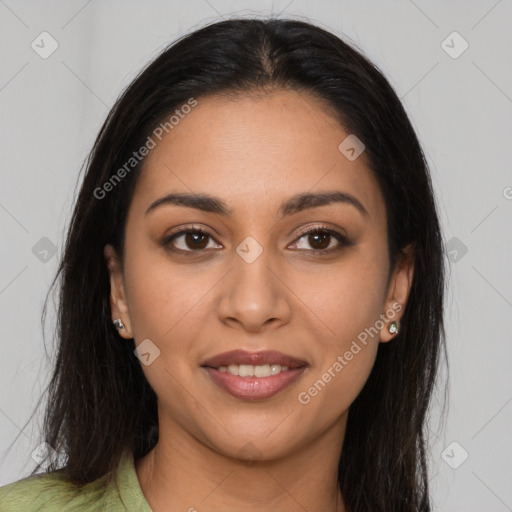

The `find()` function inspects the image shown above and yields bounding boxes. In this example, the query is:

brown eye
[163,228,222,253]
[307,231,331,250]
[291,227,349,254]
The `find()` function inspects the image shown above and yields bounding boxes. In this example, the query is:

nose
[217,245,292,333]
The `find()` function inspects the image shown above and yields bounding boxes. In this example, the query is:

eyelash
[161,224,350,256]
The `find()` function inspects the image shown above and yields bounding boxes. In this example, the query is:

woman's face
[105,89,413,461]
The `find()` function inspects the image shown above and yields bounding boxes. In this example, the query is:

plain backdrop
[1,1,511,510]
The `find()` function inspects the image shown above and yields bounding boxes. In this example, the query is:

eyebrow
[145,190,369,219]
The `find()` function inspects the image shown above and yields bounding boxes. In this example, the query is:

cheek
[122,255,213,408]
[123,250,214,344]
[290,251,386,410]
[122,249,229,410]
[294,340,378,440]
[291,250,388,347]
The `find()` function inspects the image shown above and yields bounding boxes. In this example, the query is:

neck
[136,413,347,512]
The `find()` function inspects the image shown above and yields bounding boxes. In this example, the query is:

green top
[0,450,153,511]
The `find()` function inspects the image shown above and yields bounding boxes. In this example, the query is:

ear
[104,244,133,339]
[379,244,415,343]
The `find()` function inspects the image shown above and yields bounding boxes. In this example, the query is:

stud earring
[113,318,125,331]
[388,321,399,335]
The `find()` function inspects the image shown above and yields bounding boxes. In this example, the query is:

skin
[104,89,414,512]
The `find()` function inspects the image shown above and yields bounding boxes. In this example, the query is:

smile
[202,366,307,401]
[201,349,308,401]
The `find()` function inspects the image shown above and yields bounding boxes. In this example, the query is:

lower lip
[202,366,307,401]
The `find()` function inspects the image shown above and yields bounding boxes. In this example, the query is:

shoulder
[0,451,151,512]
[0,471,109,511]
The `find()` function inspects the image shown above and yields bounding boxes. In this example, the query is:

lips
[201,349,308,369]
[201,349,308,401]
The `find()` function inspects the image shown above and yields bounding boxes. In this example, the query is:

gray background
[1,1,511,510]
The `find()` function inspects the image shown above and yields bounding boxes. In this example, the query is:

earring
[388,321,399,335]
[113,318,125,331]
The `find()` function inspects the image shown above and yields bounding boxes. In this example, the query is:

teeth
[217,364,290,377]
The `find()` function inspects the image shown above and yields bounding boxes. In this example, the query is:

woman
[0,16,446,511]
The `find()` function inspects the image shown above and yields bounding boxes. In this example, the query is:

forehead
[131,90,385,222]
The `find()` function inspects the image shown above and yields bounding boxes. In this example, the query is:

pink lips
[201,349,307,369]
[201,350,308,401]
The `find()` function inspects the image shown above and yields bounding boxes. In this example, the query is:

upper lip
[201,350,308,369]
